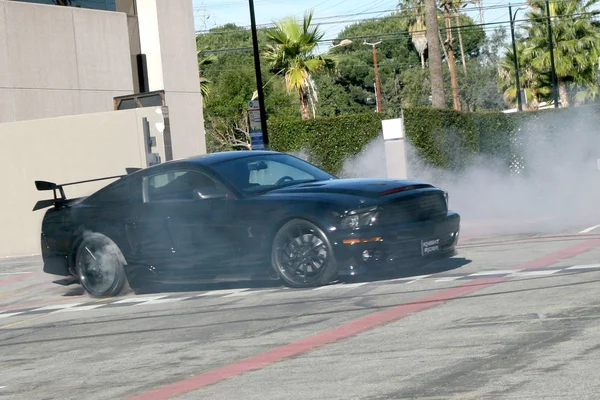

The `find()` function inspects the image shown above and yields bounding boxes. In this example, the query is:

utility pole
[443,5,461,111]
[546,0,559,108]
[365,41,383,113]
[248,0,269,147]
[509,4,523,112]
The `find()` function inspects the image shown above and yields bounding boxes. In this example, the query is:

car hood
[265,178,437,199]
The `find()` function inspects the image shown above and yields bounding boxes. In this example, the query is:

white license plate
[421,239,440,256]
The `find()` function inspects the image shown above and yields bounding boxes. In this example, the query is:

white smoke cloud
[338,108,600,236]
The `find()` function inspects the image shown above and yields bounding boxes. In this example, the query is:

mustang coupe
[34,150,460,298]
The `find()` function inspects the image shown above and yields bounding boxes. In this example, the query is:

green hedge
[268,113,387,174]
[268,104,600,175]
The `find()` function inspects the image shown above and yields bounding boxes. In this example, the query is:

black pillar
[546,0,559,108]
[248,0,269,148]
[509,5,523,112]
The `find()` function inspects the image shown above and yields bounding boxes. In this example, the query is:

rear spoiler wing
[32,167,140,211]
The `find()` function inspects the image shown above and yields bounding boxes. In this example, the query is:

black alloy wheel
[75,233,129,298]
[271,219,338,288]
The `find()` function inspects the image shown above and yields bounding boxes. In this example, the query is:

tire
[74,232,130,298]
[271,219,338,288]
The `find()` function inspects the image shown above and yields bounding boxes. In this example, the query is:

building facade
[0,0,206,158]
[14,0,117,11]
[0,0,206,257]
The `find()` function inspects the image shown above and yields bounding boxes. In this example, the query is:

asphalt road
[1,227,600,400]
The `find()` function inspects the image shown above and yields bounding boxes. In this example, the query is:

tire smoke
[338,108,600,236]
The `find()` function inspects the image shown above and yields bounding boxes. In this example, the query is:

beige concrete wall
[0,0,134,123]
[0,107,166,258]
[136,0,206,159]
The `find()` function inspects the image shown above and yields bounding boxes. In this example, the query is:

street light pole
[546,0,559,108]
[509,4,523,112]
[248,0,269,148]
[365,41,383,113]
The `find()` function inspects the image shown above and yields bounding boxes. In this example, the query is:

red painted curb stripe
[126,238,600,400]
[0,274,35,286]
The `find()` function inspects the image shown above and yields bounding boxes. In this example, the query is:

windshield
[210,153,337,194]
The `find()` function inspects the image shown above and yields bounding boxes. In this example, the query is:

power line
[195,1,532,34]
[197,10,598,56]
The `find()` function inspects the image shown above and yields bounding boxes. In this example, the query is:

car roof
[185,150,282,165]
[123,150,285,178]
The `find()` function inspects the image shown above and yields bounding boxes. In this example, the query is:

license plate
[421,239,440,256]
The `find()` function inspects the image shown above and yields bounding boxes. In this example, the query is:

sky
[192,0,516,50]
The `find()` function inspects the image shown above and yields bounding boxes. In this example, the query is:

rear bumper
[329,211,460,276]
[41,232,70,276]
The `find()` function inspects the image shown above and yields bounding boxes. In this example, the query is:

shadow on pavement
[133,278,285,295]
[339,257,472,284]
[131,257,472,295]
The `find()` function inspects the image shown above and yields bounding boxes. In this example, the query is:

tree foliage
[498,0,600,109]
[263,11,337,120]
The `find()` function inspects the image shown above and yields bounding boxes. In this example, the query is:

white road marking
[0,272,34,275]
[0,386,5,389]
[196,289,248,297]
[313,284,341,290]
[509,270,561,277]
[388,274,431,283]
[467,270,520,277]
[0,312,24,319]
[565,264,600,270]
[224,289,279,297]
[31,303,85,312]
[435,276,462,282]
[340,282,368,288]
[134,297,192,305]
[59,305,105,312]
[112,295,169,304]
[579,224,600,234]
[314,282,368,290]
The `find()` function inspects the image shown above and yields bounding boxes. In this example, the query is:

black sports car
[34,150,460,298]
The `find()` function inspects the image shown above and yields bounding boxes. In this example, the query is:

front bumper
[329,211,460,276]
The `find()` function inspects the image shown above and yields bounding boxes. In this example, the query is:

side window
[88,179,131,204]
[144,169,219,202]
[248,160,313,186]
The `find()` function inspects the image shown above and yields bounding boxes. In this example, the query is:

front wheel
[75,233,130,298]
[271,219,338,288]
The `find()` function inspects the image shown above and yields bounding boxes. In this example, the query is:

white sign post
[381,117,408,179]
[248,100,265,150]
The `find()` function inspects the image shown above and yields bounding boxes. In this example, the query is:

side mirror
[193,187,228,200]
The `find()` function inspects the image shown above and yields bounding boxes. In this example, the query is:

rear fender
[41,233,70,276]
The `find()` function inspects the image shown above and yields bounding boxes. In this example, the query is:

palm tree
[522,0,600,107]
[424,0,446,107]
[263,10,336,120]
[399,0,428,68]
[498,42,551,110]
[197,51,216,107]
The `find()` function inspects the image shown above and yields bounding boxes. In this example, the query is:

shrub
[268,104,600,175]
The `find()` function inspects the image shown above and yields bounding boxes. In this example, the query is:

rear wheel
[271,219,338,288]
[75,233,129,298]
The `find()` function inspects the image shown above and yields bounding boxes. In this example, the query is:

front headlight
[339,207,379,230]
